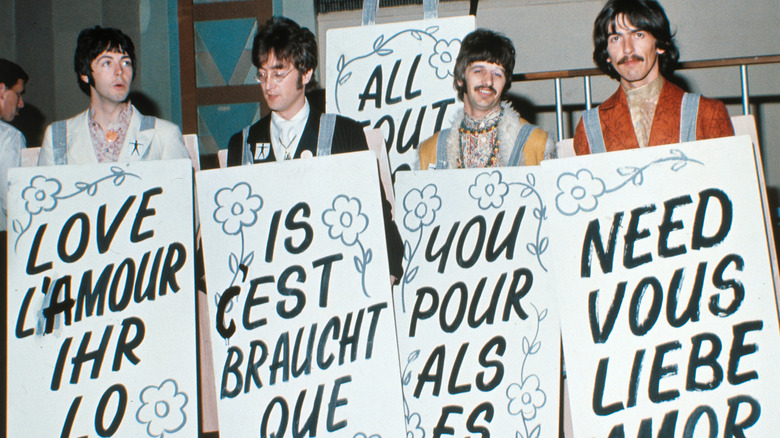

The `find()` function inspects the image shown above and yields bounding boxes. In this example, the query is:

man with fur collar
[419,29,553,170]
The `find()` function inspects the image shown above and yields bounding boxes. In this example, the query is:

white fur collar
[444,102,523,168]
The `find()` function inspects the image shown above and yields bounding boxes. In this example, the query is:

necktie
[279,124,296,160]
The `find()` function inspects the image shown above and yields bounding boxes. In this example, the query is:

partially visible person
[419,29,554,170]
[38,26,189,165]
[574,0,733,154]
[0,58,28,232]
[226,16,403,282]
[0,58,28,358]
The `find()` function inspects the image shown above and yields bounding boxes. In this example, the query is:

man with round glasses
[226,16,403,282]
[227,16,371,165]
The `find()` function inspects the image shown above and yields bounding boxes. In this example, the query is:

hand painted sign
[542,136,780,437]
[393,166,560,437]
[326,16,475,175]
[195,151,407,438]
[6,159,198,437]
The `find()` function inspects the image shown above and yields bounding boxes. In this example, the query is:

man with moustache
[38,26,188,165]
[418,29,553,170]
[226,16,403,282]
[574,0,733,154]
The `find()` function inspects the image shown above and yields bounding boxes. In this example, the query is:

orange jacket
[574,79,734,154]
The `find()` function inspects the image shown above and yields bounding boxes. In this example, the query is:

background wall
[1,0,778,190]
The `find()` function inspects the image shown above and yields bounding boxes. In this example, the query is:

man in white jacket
[0,58,27,232]
[38,26,188,165]
[1,59,28,293]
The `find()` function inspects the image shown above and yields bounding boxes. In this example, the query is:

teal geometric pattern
[198,102,262,152]
[189,2,265,158]
[194,18,257,87]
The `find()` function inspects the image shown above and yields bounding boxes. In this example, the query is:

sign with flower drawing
[541,136,780,437]
[393,167,560,437]
[195,151,407,437]
[6,159,198,438]
[326,16,474,175]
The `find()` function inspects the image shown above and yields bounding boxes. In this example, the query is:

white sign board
[542,136,780,437]
[196,151,407,438]
[393,167,560,437]
[326,16,474,174]
[6,159,198,437]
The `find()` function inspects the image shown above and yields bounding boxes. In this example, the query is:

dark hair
[0,58,28,88]
[252,16,318,91]
[74,26,136,95]
[453,29,515,100]
[593,0,679,80]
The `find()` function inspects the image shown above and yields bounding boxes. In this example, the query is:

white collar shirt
[271,99,310,160]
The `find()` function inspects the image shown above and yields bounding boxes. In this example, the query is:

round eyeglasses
[255,68,295,85]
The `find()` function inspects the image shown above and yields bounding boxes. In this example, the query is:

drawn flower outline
[554,150,703,217]
[506,304,548,436]
[405,411,425,438]
[429,39,460,79]
[212,182,262,303]
[22,176,61,215]
[402,352,425,438]
[322,195,372,296]
[402,184,441,232]
[507,375,546,421]
[323,195,368,246]
[136,379,188,437]
[470,171,509,209]
[333,26,461,112]
[555,169,605,216]
[13,168,139,251]
[400,184,442,311]
[213,182,263,235]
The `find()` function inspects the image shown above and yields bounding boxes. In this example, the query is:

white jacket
[0,120,25,231]
[38,104,189,165]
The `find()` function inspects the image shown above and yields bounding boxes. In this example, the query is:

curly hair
[453,29,515,101]
[593,0,679,80]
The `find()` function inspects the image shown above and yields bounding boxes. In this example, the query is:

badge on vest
[128,139,150,157]
[254,143,271,160]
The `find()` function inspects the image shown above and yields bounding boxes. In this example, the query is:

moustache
[474,85,497,94]
[617,55,645,65]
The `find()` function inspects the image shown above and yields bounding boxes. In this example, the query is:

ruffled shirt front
[624,75,663,148]
[88,103,132,162]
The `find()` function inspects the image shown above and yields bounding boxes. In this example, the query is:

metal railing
[316,0,459,13]
[512,54,780,141]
